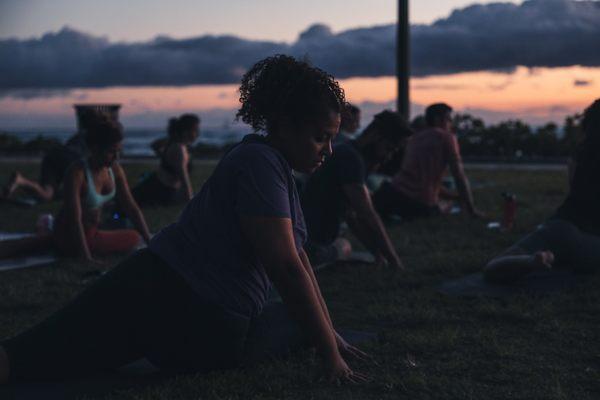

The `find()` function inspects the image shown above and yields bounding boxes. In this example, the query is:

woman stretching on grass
[132,114,200,207]
[0,55,367,384]
[0,116,151,263]
[484,99,600,283]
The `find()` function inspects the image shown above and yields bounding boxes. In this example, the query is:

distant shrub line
[0,112,584,160]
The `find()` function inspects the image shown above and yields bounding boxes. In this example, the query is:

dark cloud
[1,0,599,89]
[573,79,592,86]
[0,88,74,99]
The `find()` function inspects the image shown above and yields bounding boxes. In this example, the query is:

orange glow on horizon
[0,66,598,125]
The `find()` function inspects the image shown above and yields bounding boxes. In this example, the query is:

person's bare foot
[533,251,555,270]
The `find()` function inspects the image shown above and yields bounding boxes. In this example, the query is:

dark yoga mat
[0,197,37,208]
[437,270,580,298]
[0,232,57,272]
[1,301,377,400]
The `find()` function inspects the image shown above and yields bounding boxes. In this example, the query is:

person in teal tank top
[83,159,116,209]
[0,116,152,263]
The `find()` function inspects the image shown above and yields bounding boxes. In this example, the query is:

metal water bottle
[36,213,54,235]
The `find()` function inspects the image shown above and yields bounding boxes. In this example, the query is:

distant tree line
[452,113,582,161]
[0,133,61,155]
[0,113,585,161]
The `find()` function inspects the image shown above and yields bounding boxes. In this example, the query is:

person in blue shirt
[0,55,367,385]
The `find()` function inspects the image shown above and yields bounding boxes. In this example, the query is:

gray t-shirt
[150,134,307,318]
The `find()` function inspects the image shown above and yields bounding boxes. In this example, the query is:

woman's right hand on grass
[86,257,105,267]
[323,353,369,384]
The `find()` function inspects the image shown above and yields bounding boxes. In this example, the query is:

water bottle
[36,213,54,235]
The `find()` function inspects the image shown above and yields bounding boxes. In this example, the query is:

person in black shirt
[484,99,600,283]
[302,110,413,269]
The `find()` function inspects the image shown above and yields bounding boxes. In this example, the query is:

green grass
[1,162,599,399]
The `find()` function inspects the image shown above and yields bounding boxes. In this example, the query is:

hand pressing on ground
[376,253,405,271]
[469,208,487,219]
[322,352,369,385]
[388,255,405,271]
[85,257,106,268]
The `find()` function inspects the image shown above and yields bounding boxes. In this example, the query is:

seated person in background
[302,110,412,269]
[484,99,600,283]
[0,117,151,263]
[132,114,200,207]
[334,103,361,144]
[2,132,86,203]
[373,103,484,220]
[377,115,427,177]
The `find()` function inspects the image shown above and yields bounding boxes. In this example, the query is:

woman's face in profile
[285,110,341,173]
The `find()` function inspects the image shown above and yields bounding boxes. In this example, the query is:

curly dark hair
[366,110,413,144]
[236,55,346,133]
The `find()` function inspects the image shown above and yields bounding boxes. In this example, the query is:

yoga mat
[0,196,37,208]
[0,232,56,272]
[0,254,56,272]
[437,270,580,298]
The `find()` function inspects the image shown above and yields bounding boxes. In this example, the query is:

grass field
[0,161,599,400]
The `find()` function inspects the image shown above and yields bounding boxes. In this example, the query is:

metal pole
[396,0,410,120]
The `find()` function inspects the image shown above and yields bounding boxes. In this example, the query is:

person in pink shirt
[373,103,484,220]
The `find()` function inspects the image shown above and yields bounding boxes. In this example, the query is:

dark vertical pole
[397,0,410,121]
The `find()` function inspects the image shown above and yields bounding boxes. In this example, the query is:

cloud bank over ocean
[1,0,599,90]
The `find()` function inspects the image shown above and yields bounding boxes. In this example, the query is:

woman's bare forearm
[268,260,339,360]
[356,209,399,264]
[299,250,336,331]
[127,206,151,243]
[71,217,92,260]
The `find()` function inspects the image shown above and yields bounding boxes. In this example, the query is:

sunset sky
[0,0,598,129]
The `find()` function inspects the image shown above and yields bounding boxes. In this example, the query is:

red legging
[54,225,141,256]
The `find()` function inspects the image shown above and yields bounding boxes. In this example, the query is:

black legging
[2,249,264,381]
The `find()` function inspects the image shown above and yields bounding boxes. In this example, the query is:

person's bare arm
[239,216,364,382]
[113,163,151,244]
[171,145,193,200]
[343,183,403,269]
[63,164,92,260]
[448,157,485,218]
[298,249,371,362]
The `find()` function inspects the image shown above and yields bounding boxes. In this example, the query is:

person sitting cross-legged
[373,103,485,220]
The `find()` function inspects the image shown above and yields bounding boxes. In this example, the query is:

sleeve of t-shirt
[235,148,291,218]
[335,146,366,186]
